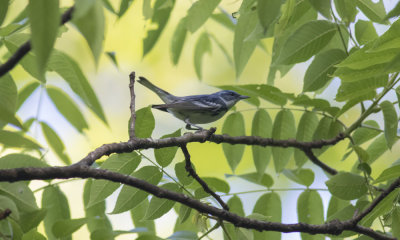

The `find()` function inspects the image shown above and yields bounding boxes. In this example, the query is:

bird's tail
[137,77,176,103]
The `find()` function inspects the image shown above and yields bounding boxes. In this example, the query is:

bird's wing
[152,98,223,112]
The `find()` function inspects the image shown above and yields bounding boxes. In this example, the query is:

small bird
[137,77,249,130]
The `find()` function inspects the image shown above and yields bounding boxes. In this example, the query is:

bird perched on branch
[137,76,249,130]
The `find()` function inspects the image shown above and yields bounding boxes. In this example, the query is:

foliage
[0,0,400,239]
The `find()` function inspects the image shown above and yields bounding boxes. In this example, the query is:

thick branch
[129,72,136,140]
[77,130,346,166]
[0,6,74,77]
[180,144,229,211]
[0,165,393,239]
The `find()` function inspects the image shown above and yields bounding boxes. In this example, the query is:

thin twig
[0,6,75,77]
[180,144,229,211]
[129,72,136,140]
[303,148,338,175]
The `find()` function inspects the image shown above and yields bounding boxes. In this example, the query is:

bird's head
[216,90,249,108]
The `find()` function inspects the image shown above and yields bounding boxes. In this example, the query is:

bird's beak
[240,95,250,99]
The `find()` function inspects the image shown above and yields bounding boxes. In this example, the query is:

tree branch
[302,148,338,175]
[180,144,229,211]
[0,6,75,77]
[76,130,346,166]
[0,165,393,240]
[129,72,137,140]
[351,177,400,225]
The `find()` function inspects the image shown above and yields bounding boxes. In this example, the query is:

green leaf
[272,109,296,173]
[327,196,349,219]
[257,0,282,32]
[303,49,347,92]
[351,120,380,145]
[105,51,118,68]
[175,161,194,185]
[52,218,87,238]
[297,190,324,240]
[385,1,400,20]
[88,153,141,207]
[233,8,258,77]
[355,20,378,45]
[210,13,235,31]
[366,134,388,164]
[283,168,315,187]
[40,121,71,165]
[360,188,400,226]
[130,199,156,235]
[251,109,272,179]
[73,0,97,19]
[0,130,41,149]
[28,0,60,81]
[292,95,338,116]
[145,183,181,220]
[0,0,8,26]
[380,101,398,149]
[42,185,71,240]
[72,0,104,64]
[325,172,367,200]
[19,209,47,233]
[112,166,162,214]
[185,0,221,33]
[154,129,181,167]
[3,34,41,80]
[22,229,46,240]
[177,204,192,224]
[168,231,197,240]
[0,153,48,169]
[393,207,400,239]
[277,20,337,65]
[201,177,230,193]
[171,18,187,65]
[309,0,331,19]
[374,164,400,184]
[209,34,233,66]
[0,195,19,220]
[193,32,211,80]
[336,47,397,70]
[223,195,244,240]
[356,0,387,24]
[334,0,357,25]
[48,50,107,124]
[83,180,114,236]
[0,73,21,127]
[294,112,318,167]
[222,112,245,172]
[17,81,40,110]
[134,106,155,138]
[253,192,281,239]
[0,182,37,213]
[336,77,386,102]
[118,0,134,17]
[143,0,174,57]
[236,172,274,188]
[46,86,88,133]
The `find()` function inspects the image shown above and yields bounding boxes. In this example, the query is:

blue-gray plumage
[137,77,249,130]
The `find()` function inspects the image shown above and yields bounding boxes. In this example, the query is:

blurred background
[2,0,400,239]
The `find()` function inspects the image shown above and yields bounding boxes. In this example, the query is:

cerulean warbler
[138,77,249,130]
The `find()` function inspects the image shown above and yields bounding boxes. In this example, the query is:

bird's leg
[184,119,203,131]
